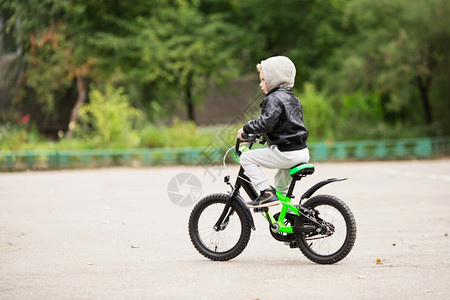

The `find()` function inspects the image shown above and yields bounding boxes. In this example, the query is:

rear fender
[300,178,347,200]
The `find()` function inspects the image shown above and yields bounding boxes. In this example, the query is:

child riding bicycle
[237,56,310,208]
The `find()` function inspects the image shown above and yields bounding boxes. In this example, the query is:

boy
[237,56,310,208]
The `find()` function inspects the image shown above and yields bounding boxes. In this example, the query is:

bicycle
[188,135,357,264]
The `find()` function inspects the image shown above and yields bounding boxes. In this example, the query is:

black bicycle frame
[213,138,347,233]
[213,166,258,231]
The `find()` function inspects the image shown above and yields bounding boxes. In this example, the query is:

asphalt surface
[1,160,449,299]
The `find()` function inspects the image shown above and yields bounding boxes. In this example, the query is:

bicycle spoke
[302,202,348,256]
[196,202,242,254]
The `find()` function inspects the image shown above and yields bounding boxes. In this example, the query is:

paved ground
[1,160,449,299]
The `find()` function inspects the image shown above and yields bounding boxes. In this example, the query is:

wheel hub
[320,221,335,236]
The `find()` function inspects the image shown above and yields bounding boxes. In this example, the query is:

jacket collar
[260,86,292,107]
[267,86,291,95]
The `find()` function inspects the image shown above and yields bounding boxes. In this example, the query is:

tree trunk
[415,75,433,126]
[67,75,87,138]
[185,86,195,122]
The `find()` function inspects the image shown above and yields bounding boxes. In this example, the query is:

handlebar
[235,133,261,156]
[242,133,258,143]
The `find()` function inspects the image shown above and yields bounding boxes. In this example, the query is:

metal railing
[1,137,448,172]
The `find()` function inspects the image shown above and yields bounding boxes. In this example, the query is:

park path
[1,160,449,299]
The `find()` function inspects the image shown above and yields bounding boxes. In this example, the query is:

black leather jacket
[243,87,309,151]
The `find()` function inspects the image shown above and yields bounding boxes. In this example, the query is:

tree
[319,0,450,132]
[2,0,164,131]
[2,0,97,134]
[200,0,351,84]
[93,3,245,122]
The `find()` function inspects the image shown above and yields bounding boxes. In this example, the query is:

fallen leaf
[86,262,94,265]
[445,233,448,237]
[392,243,396,246]
[376,258,383,264]
[131,244,140,248]
[357,276,365,279]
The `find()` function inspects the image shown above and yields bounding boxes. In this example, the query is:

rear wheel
[295,194,356,264]
[188,193,251,261]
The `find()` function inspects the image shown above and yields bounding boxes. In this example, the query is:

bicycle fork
[213,176,256,231]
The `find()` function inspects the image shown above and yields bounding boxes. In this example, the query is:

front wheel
[188,193,251,261]
[295,194,356,264]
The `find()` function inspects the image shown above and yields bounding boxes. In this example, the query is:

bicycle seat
[290,163,315,178]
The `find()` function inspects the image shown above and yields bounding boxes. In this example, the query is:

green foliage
[0,122,41,151]
[139,119,219,148]
[297,85,427,141]
[3,1,96,124]
[219,0,350,79]
[20,25,74,114]
[75,85,142,148]
[2,0,449,144]
[296,83,333,141]
[333,92,390,140]
[92,2,245,121]
[318,0,450,131]
[0,124,27,151]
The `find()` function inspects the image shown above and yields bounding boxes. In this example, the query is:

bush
[139,119,224,148]
[1,84,433,153]
[333,91,429,140]
[0,120,42,151]
[0,123,27,151]
[74,85,142,148]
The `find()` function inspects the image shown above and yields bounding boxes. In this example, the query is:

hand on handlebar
[237,128,246,141]
[235,130,263,156]
[237,128,258,142]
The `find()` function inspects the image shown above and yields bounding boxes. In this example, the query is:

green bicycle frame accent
[233,144,301,234]
[233,145,250,164]
[228,138,348,238]
[261,189,300,234]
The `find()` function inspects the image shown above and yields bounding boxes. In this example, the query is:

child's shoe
[246,189,280,208]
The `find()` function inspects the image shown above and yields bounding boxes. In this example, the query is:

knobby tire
[188,193,251,261]
[295,194,357,264]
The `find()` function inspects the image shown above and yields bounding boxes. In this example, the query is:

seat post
[286,177,300,198]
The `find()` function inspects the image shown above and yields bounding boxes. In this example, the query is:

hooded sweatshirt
[243,56,308,151]
[260,56,296,92]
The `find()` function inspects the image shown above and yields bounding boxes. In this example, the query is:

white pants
[240,145,310,194]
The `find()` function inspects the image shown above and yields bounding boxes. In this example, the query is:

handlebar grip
[236,133,258,156]
[242,133,257,142]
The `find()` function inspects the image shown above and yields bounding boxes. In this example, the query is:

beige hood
[260,56,296,92]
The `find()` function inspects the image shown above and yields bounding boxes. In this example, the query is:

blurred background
[0,0,449,169]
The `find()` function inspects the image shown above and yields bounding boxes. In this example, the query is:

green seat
[289,163,315,178]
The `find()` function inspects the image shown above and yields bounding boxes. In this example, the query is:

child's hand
[237,128,245,141]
